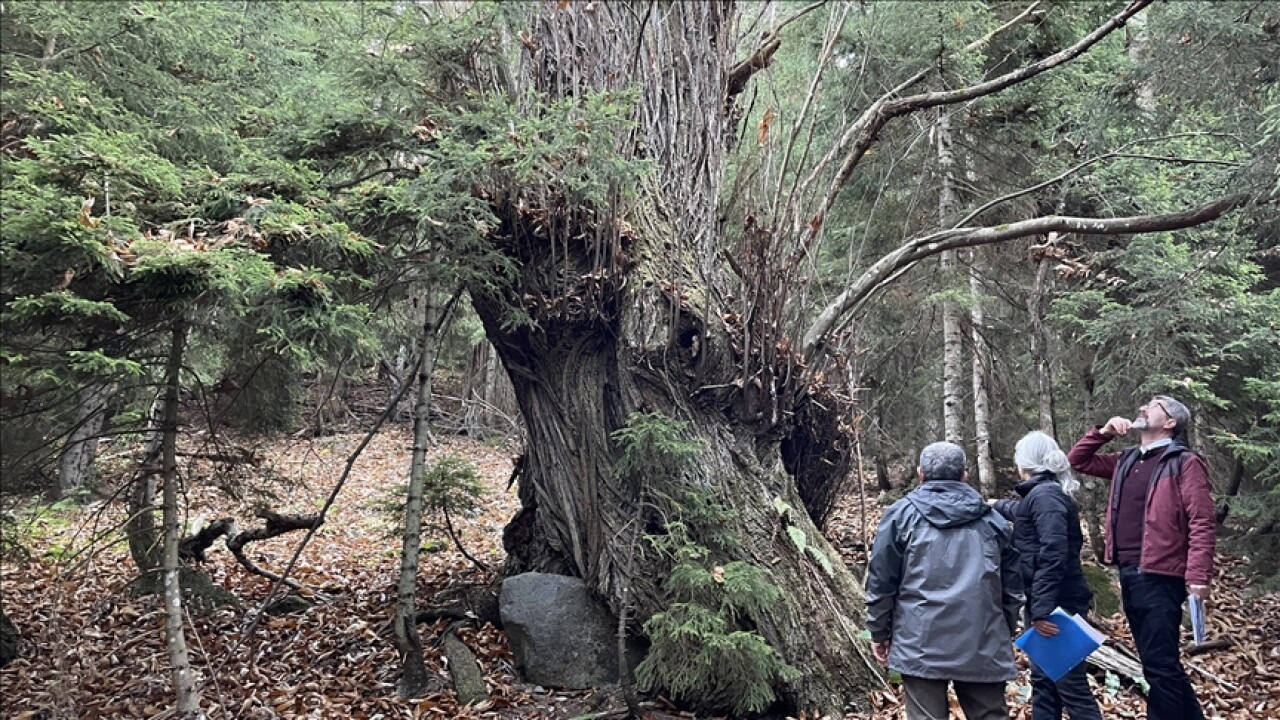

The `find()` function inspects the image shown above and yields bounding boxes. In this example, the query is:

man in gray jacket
[866,441,1023,720]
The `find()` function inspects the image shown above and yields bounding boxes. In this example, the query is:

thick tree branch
[726,33,782,98]
[954,132,1246,229]
[804,0,1153,240]
[801,193,1249,357]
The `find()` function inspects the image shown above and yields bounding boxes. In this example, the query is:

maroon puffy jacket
[1068,427,1216,587]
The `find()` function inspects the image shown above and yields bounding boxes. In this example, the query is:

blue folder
[1014,607,1106,682]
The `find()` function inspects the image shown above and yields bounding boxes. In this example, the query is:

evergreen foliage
[611,413,798,715]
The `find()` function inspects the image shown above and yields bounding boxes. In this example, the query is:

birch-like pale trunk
[395,293,448,698]
[969,250,996,495]
[962,122,996,494]
[937,111,964,446]
[160,320,200,716]
[55,383,108,498]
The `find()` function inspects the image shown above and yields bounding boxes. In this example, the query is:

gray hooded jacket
[865,480,1022,682]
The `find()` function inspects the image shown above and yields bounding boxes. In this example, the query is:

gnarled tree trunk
[469,3,876,714]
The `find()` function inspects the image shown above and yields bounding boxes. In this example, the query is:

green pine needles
[612,412,798,716]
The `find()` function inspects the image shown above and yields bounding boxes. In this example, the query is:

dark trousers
[1119,566,1206,720]
[1029,657,1102,720]
[901,675,1007,720]
[1024,607,1103,720]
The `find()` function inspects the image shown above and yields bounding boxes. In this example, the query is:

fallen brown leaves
[0,430,598,719]
[3,435,1278,719]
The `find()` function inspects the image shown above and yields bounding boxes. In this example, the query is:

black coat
[994,472,1093,620]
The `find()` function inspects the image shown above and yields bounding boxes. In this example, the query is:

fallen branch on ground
[179,509,324,591]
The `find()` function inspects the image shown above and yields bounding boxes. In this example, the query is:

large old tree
[461,0,1253,713]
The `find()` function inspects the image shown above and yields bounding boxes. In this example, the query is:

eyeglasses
[1145,399,1172,418]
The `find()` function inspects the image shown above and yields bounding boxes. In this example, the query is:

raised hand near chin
[1101,416,1132,437]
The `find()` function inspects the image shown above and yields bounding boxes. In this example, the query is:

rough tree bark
[395,293,450,698]
[468,3,876,713]
[55,383,108,499]
[159,321,200,716]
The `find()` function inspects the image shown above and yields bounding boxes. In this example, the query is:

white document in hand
[1188,594,1207,645]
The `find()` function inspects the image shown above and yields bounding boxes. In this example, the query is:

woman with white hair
[994,431,1102,720]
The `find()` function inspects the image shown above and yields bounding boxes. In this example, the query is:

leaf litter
[1,429,1277,719]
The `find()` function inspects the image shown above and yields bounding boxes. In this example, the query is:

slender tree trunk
[395,294,448,698]
[55,383,109,498]
[969,251,995,495]
[1127,8,1156,114]
[937,111,964,445]
[128,397,165,587]
[460,340,518,437]
[1217,458,1245,523]
[1028,253,1058,439]
[160,321,200,716]
[1078,362,1107,563]
[959,124,995,493]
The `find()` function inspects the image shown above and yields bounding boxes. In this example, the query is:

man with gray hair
[866,441,1022,720]
[1068,395,1215,720]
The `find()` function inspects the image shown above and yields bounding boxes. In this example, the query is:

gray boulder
[500,572,635,689]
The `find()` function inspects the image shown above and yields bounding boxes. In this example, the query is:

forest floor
[2,425,1279,719]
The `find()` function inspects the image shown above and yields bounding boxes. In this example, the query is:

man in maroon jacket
[1068,395,1215,720]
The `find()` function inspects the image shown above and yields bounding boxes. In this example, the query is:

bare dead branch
[962,1,1043,53]
[771,3,851,222]
[774,1,828,35]
[802,192,1249,356]
[179,517,236,562]
[442,503,489,573]
[804,0,1154,242]
[174,448,259,465]
[954,132,1246,228]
